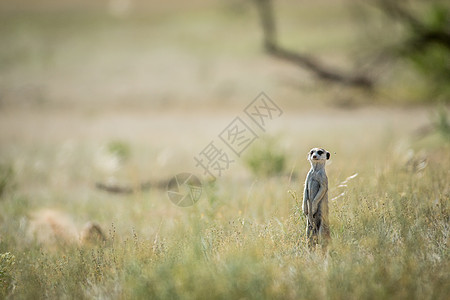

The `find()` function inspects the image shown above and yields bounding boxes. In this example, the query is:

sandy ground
[0,105,430,182]
[0,106,430,145]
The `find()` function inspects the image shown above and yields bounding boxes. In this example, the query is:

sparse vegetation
[434,107,450,140]
[244,137,287,177]
[107,140,131,163]
[0,135,448,299]
[0,164,13,198]
[0,252,15,298]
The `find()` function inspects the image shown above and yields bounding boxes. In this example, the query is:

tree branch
[95,180,166,194]
[254,0,373,89]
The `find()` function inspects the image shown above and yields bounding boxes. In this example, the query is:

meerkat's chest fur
[306,168,328,203]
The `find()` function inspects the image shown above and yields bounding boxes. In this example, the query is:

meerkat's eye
[310,150,314,155]
[317,150,323,155]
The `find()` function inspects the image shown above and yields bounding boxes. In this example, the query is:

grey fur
[302,147,331,246]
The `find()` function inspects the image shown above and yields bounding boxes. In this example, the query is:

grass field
[1,1,449,299]
[1,106,448,299]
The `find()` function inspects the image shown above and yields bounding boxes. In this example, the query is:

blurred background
[1,0,448,110]
[0,0,449,229]
[1,2,449,298]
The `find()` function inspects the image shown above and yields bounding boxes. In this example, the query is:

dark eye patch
[310,150,314,155]
[317,150,323,155]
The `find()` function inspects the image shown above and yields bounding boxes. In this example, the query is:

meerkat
[303,147,331,247]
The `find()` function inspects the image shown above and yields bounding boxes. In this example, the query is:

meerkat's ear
[326,152,330,160]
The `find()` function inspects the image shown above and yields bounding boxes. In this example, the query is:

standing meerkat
[303,147,331,246]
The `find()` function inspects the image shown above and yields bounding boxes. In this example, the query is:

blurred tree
[254,0,450,101]
[371,0,450,101]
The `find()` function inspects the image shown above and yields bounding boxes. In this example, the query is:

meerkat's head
[308,148,330,164]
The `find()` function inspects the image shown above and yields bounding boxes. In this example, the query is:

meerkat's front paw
[311,204,318,216]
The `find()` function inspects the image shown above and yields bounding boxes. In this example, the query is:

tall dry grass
[0,136,448,299]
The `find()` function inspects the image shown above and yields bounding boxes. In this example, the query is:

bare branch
[95,180,166,194]
[254,0,373,88]
[269,47,373,88]
[255,0,277,51]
